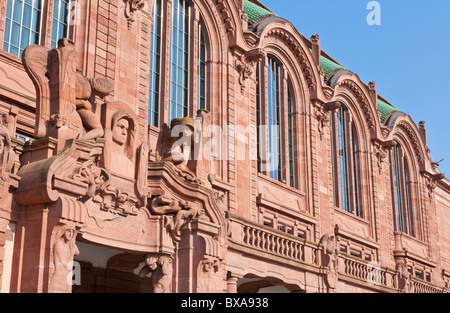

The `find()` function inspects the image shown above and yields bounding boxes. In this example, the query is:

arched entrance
[237,274,305,293]
[72,239,152,293]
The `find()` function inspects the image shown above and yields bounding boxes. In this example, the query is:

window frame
[1,0,74,59]
[149,0,163,127]
[390,143,416,237]
[256,55,298,189]
[148,0,210,128]
[330,105,363,218]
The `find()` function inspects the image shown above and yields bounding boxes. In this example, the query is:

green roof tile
[243,0,275,24]
[320,55,346,77]
[377,99,399,124]
[249,0,405,127]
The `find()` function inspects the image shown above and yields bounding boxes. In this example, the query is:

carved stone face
[64,229,75,241]
[112,118,129,146]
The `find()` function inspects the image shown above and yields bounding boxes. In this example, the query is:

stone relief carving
[124,0,145,30]
[197,257,221,293]
[320,231,340,291]
[372,140,396,174]
[0,115,15,183]
[235,48,265,94]
[22,39,113,142]
[158,117,200,183]
[314,100,341,140]
[49,225,80,293]
[139,254,173,293]
[423,172,445,203]
[150,193,209,242]
[396,260,412,293]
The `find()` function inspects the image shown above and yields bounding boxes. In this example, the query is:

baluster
[262,232,268,250]
[255,230,261,248]
[293,242,299,260]
[291,242,297,259]
[250,228,256,246]
[243,226,249,244]
[270,234,275,253]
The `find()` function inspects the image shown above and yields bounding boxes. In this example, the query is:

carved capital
[314,100,341,140]
[124,0,145,30]
[235,49,265,93]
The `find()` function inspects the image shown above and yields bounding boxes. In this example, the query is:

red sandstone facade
[0,0,449,293]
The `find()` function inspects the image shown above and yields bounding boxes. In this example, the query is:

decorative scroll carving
[124,0,145,30]
[372,139,396,174]
[235,49,265,93]
[320,231,339,291]
[49,225,80,293]
[139,254,173,293]
[314,101,341,140]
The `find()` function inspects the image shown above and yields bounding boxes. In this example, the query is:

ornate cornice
[396,121,425,166]
[338,79,377,134]
[215,0,235,32]
[264,28,315,89]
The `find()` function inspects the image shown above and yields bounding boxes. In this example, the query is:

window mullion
[261,57,269,176]
[347,113,356,215]
[398,148,409,234]
[280,68,288,185]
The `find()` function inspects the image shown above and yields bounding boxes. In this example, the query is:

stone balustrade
[229,215,450,293]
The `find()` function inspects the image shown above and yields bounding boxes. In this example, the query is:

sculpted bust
[110,112,135,179]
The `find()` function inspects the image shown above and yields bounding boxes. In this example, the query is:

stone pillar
[226,273,242,293]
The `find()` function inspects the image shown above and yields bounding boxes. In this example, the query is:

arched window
[330,105,362,217]
[148,0,209,126]
[51,0,71,49]
[267,57,282,181]
[149,0,162,127]
[391,144,415,236]
[257,56,297,188]
[169,0,190,122]
[3,0,72,57]
[197,23,207,111]
[287,81,296,188]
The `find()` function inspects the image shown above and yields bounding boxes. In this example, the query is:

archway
[72,238,152,293]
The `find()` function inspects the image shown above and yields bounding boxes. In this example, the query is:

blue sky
[261,0,450,176]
